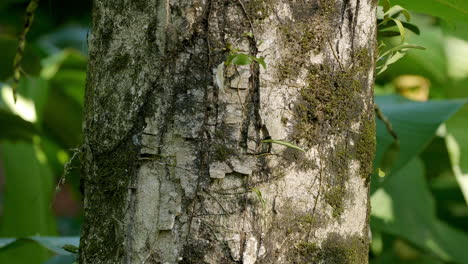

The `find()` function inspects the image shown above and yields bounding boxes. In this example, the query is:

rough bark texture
[80,0,377,263]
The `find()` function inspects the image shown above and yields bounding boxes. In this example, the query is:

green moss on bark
[79,138,138,263]
[293,232,368,264]
[245,0,273,20]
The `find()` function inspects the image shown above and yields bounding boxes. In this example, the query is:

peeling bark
[80,0,377,263]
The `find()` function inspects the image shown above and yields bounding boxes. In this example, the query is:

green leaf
[251,187,266,208]
[381,0,391,13]
[391,0,468,24]
[0,142,57,264]
[30,237,79,255]
[378,44,425,61]
[43,255,76,264]
[242,32,254,38]
[378,141,400,175]
[372,95,465,193]
[384,5,411,22]
[231,53,253,66]
[378,31,402,38]
[251,56,267,69]
[377,51,406,75]
[12,77,50,125]
[378,20,420,35]
[225,53,237,66]
[376,20,448,93]
[262,139,306,152]
[391,18,406,43]
[371,158,468,263]
[0,236,79,256]
[40,50,86,148]
[444,131,468,204]
[445,106,468,205]
[0,109,37,142]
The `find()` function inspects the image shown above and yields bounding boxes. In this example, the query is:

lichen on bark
[80,0,377,263]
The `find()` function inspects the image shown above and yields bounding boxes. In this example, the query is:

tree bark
[80,0,377,263]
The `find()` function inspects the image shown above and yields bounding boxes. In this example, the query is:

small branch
[236,0,256,42]
[327,39,344,71]
[375,104,398,141]
[12,0,39,102]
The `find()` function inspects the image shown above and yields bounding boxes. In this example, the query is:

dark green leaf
[372,158,468,263]
[378,31,403,38]
[0,142,57,263]
[391,0,468,24]
[0,236,79,256]
[379,141,400,175]
[0,109,37,142]
[43,255,76,264]
[378,20,420,35]
[372,95,465,192]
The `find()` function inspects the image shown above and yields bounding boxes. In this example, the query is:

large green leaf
[0,109,37,142]
[42,50,85,148]
[0,142,57,264]
[391,0,468,24]
[371,158,468,263]
[372,95,465,192]
[445,109,468,204]
[43,255,76,264]
[0,236,79,256]
[16,77,50,124]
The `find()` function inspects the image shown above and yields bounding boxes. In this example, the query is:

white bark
[80,0,377,263]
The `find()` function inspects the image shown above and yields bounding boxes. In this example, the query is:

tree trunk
[80,0,377,263]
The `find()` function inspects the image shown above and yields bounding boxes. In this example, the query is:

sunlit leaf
[372,158,468,263]
[391,19,406,43]
[231,53,252,66]
[0,109,37,142]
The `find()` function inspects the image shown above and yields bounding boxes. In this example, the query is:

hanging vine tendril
[12,0,40,102]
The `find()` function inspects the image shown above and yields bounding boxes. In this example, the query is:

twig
[236,0,256,42]
[375,104,398,141]
[327,39,344,71]
[12,0,39,102]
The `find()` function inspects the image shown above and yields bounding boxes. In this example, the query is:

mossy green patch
[180,241,212,264]
[357,117,376,184]
[79,138,138,263]
[288,47,374,218]
[324,185,347,218]
[293,232,368,264]
[109,52,130,72]
[245,0,273,20]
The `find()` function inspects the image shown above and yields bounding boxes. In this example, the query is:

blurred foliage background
[0,0,467,263]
